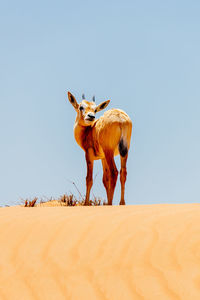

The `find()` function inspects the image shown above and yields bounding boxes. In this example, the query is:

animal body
[68,92,132,205]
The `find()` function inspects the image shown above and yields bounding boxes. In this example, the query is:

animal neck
[74,121,95,151]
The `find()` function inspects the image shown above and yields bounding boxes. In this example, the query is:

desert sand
[0,204,200,299]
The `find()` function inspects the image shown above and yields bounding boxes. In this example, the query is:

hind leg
[104,150,118,205]
[101,158,110,201]
[119,154,128,205]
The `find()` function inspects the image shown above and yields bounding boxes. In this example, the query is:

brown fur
[68,92,132,205]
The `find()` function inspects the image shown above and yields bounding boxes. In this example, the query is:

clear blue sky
[0,0,200,206]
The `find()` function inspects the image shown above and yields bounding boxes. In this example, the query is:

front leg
[85,149,94,205]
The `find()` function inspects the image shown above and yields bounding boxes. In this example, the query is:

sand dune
[0,204,200,299]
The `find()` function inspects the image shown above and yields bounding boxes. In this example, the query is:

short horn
[82,93,85,100]
[92,95,95,102]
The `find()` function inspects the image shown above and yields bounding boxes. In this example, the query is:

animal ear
[95,100,110,112]
[68,92,79,110]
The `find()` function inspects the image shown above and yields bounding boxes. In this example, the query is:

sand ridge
[0,204,200,299]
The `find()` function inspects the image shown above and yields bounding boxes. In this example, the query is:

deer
[68,92,132,205]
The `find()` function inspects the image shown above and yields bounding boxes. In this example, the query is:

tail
[118,122,132,157]
[118,138,128,157]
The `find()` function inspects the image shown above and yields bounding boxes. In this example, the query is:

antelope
[68,92,132,205]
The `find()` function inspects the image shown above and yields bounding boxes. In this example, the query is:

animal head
[68,92,110,126]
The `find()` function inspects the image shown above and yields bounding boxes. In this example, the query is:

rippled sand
[0,204,200,299]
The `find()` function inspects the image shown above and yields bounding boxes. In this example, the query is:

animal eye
[79,106,84,111]
[94,109,97,113]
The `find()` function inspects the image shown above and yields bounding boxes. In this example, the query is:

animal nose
[87,113,95,120]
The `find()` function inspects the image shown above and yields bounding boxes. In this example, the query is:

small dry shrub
[24,197,38,207]
[23,194,106,207]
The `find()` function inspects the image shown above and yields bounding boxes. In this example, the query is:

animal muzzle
[85,113,95,121]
